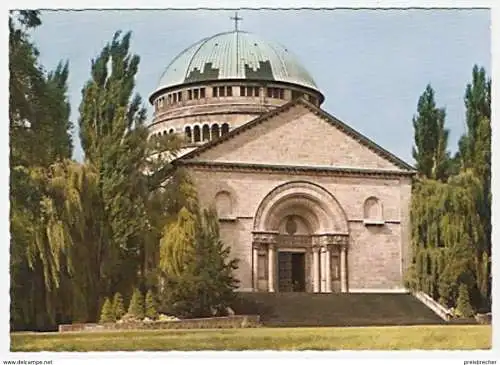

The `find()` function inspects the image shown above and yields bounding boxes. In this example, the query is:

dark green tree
[127,288,145,320]
[408,66,491,314]
[77,30,184,299]
[160,207,238,318]
[43,61,73,160]
[78,31,146,297]
[412,84,451,180]
[99,297,114,323]
[10,10,72,167]
[112,292,126,320]
[456,66,491,169]
[145,289,158,320]
[456,284,474,318]
[9,11,75,331]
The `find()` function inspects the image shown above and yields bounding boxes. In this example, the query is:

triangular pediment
[179,98,414,172]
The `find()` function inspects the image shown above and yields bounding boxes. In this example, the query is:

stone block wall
[187,167,411,292]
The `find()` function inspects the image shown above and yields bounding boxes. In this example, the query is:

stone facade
[148,30,416,295]
[174,100,414,293]
[184,162,412,293]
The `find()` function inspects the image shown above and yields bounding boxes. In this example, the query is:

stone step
[232,292,444,327]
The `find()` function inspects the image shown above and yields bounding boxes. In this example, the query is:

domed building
[148,22,416,294]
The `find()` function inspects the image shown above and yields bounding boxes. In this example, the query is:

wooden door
[278,252,293,292]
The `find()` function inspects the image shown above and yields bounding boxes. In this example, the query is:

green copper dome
[153,31,320,94]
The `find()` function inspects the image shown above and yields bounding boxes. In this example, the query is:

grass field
[11,325,491,351]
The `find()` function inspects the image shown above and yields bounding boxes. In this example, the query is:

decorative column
[340,245,348,293]
[252,246,259,291]
[320,246,327,292]
[268,243,275,292]
[313,246,320,293]
[325,245,332,293]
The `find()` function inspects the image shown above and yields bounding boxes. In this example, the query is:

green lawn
[11,325,491,351]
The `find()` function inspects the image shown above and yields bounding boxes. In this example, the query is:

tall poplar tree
[412,84,451,180]
[77,30,184,298]
[461,65,491,309]
[408,66,491,314]
[78,30,149,298]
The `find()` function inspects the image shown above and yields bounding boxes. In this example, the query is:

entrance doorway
[278,252,306,292]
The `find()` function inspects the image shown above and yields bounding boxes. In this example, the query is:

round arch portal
[252,181,349,294]
[253,181,349,235]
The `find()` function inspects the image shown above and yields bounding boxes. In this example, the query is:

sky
[30,9,491,164]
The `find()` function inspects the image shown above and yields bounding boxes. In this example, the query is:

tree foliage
[159,207,238,318]
[9,11,76,330]
[99,298,114,323]
[412,84,450,180]
[9,23,189,330]
[408,65,491,314]
[145,290,158,320]
[127,288,145,320]
[112,292,126,321]
[456,284,474,318]
[77,30,185,299]
[9,11,72,167]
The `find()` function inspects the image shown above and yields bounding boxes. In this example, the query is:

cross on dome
[230,11,243,32]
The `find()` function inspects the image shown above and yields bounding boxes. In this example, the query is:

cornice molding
[177,160,416,178]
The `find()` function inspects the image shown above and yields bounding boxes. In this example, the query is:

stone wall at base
[58,315,260,333]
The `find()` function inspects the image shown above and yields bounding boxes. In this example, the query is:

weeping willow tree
[408,172,487,307]
[29,161,103,325]
[160,207,197,277]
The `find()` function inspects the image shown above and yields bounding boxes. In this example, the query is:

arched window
[211,124,220,140]
[221,123,229,136]
[193,125,201,142]
[215,191,232,218]
[185,126,192,143]
[202,124,210,141]
[363,197,384,224]
[169,128,175,134]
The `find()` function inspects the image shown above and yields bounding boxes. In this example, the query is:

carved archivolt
[253,181,349,235]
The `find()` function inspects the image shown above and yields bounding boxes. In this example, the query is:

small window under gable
[363,197,384,225]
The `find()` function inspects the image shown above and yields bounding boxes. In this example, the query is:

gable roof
[178,97,416,172]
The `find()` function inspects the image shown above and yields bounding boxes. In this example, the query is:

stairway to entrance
[231,292,445,327]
